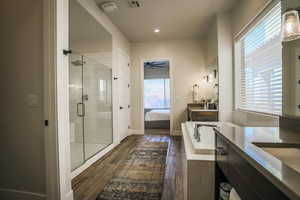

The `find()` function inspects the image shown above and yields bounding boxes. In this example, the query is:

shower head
[71,60,85,66]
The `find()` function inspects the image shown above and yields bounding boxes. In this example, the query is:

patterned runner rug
[97,141,168,200]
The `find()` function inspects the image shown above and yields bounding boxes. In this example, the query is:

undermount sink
[253,142,300,173]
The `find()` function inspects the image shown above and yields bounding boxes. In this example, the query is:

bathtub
[181,121,239,200]
[184,121,238,155]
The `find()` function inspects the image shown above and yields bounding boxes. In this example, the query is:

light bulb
[282,10,300,42]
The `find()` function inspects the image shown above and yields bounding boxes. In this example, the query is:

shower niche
[69,0,113,170]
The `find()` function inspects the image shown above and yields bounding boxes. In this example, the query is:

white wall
[231,0,271,37]
[130,39,208,134]
[230,0,279,126]
[203,19,218,68]
[217,13,233,122]
[0,0,46,199]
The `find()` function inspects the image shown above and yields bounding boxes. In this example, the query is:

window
[235,2,282,115]
[144,79,170,109]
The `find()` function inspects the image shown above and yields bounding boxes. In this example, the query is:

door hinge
[128,125,131,129]
[128,105,130,108]
[45,120,49,126]
[128,84,130,88]
[128,63,130,67]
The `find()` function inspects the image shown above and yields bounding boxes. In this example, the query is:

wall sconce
[208,73,213,83]
[282,10,300,42]
[192,84,200,103]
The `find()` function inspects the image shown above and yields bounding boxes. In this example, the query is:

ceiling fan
[144,61,169,69]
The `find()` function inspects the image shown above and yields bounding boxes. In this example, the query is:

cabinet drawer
[191,111,218,121]
[215,134,229,176]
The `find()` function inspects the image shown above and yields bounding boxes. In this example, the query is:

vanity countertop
[214,125,300,200]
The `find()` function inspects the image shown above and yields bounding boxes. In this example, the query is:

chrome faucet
[194,124,201,142]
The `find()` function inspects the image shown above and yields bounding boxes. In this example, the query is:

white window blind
[237,2,282,115]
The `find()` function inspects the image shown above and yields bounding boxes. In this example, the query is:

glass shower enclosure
[69,0,113,170]
[69,53,113,170]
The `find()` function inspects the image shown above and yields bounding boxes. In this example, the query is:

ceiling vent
[128,0,141,8]
[100,1,118,13]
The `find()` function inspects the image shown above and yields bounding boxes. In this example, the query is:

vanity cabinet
[187,104,218,121]
[215,135,228,176]
[188,110,218,121]
[215,133,290,200]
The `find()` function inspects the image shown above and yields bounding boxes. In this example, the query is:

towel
[229,188,241,200]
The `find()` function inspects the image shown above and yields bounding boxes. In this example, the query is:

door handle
[82,103,85,117]
[77,103,85,117]
[120,106,124,110]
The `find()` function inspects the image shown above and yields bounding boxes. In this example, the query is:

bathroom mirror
[205,61,219,106]
[282,0,300,117]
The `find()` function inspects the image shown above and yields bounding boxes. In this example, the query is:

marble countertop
[214,125,300,200]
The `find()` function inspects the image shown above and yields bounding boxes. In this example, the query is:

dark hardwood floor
[72,134,183,200]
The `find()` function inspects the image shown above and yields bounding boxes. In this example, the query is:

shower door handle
[77,103,85,117]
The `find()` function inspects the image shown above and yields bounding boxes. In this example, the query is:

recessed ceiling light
[154,29,160,33]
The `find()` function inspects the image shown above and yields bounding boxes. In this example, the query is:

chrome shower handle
[77,103,85,117]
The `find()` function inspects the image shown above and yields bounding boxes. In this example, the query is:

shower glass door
[69,53,113,170]
[83,54,113,159]
[69,53,85,170]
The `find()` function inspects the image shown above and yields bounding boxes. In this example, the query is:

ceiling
[70,0,112,52]
[95,0,237,42]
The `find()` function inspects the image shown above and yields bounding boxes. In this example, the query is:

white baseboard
[65,190,74,200]
[129,129,144,135]
[0,188,46,200]
[171,130,182,136]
